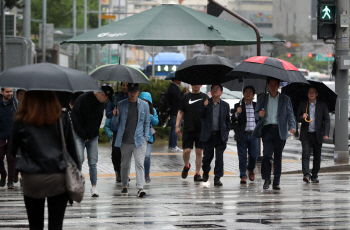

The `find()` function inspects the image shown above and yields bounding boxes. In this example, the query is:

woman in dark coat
[10,91,80,230]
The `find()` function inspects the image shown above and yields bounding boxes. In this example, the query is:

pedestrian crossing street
[1,174,350,229]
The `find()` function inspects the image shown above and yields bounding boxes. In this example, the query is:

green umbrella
[62,4,281,46]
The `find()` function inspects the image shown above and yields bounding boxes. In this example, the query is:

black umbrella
[226,56,309,84]
[90,64,150,84]
[281,80,337,113]
[175,54,236,85]
[0,63,101,92]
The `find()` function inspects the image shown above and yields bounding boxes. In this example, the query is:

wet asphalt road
[1,136,350,229]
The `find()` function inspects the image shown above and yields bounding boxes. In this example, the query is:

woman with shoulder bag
[10,91,80,230]
[139,92,159,183]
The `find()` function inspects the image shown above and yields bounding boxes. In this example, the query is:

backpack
[158,91,170,115]
[157,91,171,127]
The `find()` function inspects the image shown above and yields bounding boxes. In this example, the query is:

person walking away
[232,86,259,184]
[254,77,296,190]
[296,86,330,183]
[10,91,80,230]
[168,79,183,152]
[139,92,159,183]
[71,86,114,197]
[111,83,150,197]
[200,85,230,186]
[176,85,208,181]
[106,82,129,183]
[0,88,18,189]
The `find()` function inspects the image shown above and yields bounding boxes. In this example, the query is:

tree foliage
[5,0,23,9]
[30,0,108,37]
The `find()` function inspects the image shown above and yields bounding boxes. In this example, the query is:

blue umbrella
[165,72,175,80]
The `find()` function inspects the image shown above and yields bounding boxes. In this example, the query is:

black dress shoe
[214,180,223,186]
[273,184,281,190]
[263,180,270,189]
[203,172,209,182]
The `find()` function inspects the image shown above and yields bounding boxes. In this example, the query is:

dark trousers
[202,133,227,181]
[111,132,121,174]
[301,132,322,177]
[0,140,16,182]
[261,125,286,185]
[24,192,68,230]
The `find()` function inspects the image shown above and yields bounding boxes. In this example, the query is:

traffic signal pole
[334,0,349,163]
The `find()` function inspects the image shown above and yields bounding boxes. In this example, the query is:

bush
[139,79,171,108]
[98,128,110,143]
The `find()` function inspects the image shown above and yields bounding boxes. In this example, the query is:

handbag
[59,118,85,203]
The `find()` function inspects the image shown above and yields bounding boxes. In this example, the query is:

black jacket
[296,100,330,144]
[0,95,18,140]
[167,83,182,117]
[71,92,104,140]
[231,101,257,142]
[10,112,80,174]
[200,98,231,143]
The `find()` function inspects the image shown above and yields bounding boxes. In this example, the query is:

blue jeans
[236,133,259,178]
[74,132,99,186]
[144,143,152,176]
[168,116,178,148]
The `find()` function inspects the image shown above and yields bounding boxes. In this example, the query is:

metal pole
[334,0,349,163]
[42,0,46,62]
[84,0,87,72]
[97,0,101,68]
[1,0,5,71]
[151,46,155,79]
[73,0,76,68]
[108,0,112,64]
[208,0,261,56]
[23,0,31,39]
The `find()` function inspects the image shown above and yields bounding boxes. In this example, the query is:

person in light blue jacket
[111,83,150,197]
[139,92,159,183]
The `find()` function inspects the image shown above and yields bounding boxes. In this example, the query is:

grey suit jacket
[254,93,296,140]
[296,100,330,144]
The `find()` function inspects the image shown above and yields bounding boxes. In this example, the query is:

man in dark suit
[200,84,230,186]
[255,77,296,190]
[232,86,258,184]
[296,86,330,183]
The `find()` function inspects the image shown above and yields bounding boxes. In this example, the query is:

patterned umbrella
[226,56,309,84]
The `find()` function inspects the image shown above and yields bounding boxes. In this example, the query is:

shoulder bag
[59,118,85,203]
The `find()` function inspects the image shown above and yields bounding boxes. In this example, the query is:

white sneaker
[91,187,99,197]
[174,146,182,152]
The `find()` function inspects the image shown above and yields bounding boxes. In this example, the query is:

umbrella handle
[305,101,312,123]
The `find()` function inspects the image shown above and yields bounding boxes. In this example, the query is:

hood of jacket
[139,92,153,104]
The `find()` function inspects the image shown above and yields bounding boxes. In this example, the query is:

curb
[282,164,350,174]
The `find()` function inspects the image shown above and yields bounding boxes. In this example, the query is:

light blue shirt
[264,93,279,126]
[111,98,150,148]
[308,100,316,132]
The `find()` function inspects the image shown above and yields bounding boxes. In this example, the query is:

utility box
[1,36,35,70]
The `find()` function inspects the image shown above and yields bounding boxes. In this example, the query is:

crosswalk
[1,174,350,229]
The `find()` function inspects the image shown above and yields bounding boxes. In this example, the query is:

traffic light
[287,53,292,58]
[317,0,336,39]
[308,53,313,58]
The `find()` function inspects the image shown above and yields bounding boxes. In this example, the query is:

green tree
[30,0,108,39]
[5,0,23,9]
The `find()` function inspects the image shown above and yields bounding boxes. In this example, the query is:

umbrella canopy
[175,54,236,85]
[62,4,282,46]
[90,64,150,84]
[281,80,337,113]
[0,63,101,92]
[165,72,175,80]
[222,78,267,96]
[226,56,309,84]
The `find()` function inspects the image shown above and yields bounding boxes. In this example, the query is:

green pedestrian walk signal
[317,0,336,39]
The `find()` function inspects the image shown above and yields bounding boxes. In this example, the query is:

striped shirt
[245,102,256,131]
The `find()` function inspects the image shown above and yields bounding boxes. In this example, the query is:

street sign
[315,53,334,61]
[285,41,292,48]
[101,15,116,20]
